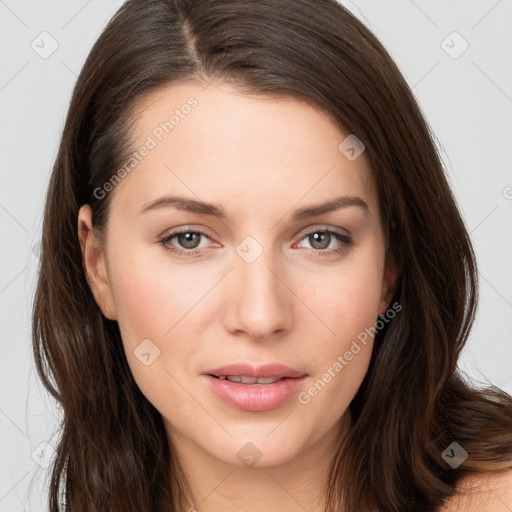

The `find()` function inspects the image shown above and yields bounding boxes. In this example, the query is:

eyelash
[158,227,354,258]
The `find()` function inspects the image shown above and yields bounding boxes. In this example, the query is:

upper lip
[204,363,307,379]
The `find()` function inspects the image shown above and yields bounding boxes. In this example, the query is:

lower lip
[202,375,308,412]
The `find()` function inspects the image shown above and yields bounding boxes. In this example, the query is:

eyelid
[297,224,351,239]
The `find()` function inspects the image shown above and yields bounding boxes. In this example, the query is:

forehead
[111,81,377,218]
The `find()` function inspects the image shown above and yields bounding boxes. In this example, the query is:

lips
[204,363,306,380]
[202,363,308,411]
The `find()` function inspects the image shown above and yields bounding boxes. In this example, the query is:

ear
[378,252,399,316]
[78,204,117,320]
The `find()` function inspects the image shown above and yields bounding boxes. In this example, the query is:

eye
[158,227,354,258]
[294,228,354,256]
[159,228,215,257]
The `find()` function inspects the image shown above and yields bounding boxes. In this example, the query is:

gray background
[1,1,511,510]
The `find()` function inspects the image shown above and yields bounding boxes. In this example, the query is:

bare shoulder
[439,467,512,512]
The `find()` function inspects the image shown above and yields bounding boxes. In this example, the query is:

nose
[222,246,293,341]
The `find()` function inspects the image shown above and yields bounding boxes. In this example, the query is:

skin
[440,469,512,512]
[78,81,398,511]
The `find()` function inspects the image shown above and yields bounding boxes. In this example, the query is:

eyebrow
[137,194,369,220]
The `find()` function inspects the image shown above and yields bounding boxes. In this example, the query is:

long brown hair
[32,0,512,510]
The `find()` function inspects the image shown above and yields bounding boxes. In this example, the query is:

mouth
[202,363,308,412]
[204,362,306,380]
[209,375,293,385]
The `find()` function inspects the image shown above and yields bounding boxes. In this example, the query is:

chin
[202,426,312,469]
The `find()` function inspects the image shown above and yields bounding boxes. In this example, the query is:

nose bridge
[223,236,292,339]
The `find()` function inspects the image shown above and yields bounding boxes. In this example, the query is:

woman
[32,0,512,510]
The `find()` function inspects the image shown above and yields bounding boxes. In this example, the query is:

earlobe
[379,254,399,316]
[77,205,117,320]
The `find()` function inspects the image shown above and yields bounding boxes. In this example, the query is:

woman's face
[79,81,396,468]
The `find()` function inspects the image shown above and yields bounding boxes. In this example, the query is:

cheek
[294,254,383,421]
[107,248,208,416]
[301,250,384,336]
[104,242,206,381]
[108,244,212,339]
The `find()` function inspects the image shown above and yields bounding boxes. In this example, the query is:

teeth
[252,376,282,384]
[217,375,284,384]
